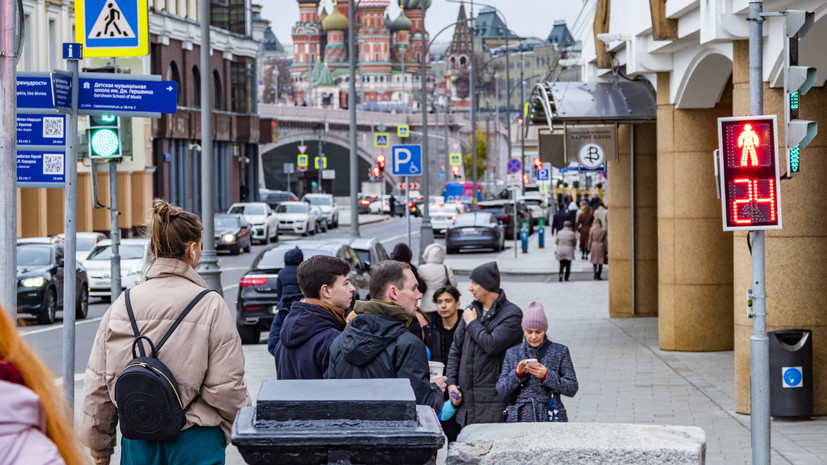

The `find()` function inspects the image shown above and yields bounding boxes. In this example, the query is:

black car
[260,189,298,210]
[214,214,253,255]
[16,243,89,324]
[445,212,505,254]
[476,200,533,238]
[336,237,390,271]
[235,241,371,344]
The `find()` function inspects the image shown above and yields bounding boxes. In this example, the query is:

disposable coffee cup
[428,361,445,378]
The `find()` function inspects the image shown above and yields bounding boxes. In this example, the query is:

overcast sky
[261,0,589,47]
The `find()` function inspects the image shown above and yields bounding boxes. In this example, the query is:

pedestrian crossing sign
[375,133,390,148]
[75,0,149,57]
[314,157,327,169]
[397,125,410,138]
[297,154,308,167]
[449,153,462,166]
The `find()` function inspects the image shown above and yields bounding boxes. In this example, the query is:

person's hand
[462,307,478,324]
[431,375,447,392]
[448,384,462,406]
[516,359,528,376]
[93,456,111,465]
[526,362,548,379]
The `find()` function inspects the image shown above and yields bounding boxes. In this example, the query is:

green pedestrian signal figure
[737,123,760,167]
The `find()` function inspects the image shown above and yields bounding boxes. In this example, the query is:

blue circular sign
[507,158,522,173]
[783,367,802,387]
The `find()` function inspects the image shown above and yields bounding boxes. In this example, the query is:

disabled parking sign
[391,144,422,176]
[75,0,149,57]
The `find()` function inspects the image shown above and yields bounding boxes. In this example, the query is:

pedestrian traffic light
[88,115,121,159]
[717,115,782,231]
[784,10,818,176]
[372,166,381,179]
[451,165,460,179]
[517,117,524,126]
[376,154,386,174]
[533,158,542,170]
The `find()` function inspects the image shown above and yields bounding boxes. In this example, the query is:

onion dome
[390,10,412,31]
[318,6,328,22]
[322,5,349,30]
[400,0,431,9]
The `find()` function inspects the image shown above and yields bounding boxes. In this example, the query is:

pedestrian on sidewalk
[496,301,578,423]
[593,202,608,231]
[267,246,305,355]
[446,262,524,427]
[551,204,569,236]
[589,192,602,209]
[328,261,445,414]
[575,203,594,259]
[566,198,578,226]
[273,255,354,380]
[0,306,85,465]
[418,243,458,313]
[589,219,608,280]
[80,199,250,465]
[555,221,577,281]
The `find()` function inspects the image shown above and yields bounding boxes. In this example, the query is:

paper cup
[428,361,445,378]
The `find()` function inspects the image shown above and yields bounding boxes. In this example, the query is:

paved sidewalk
[338,207,387,227]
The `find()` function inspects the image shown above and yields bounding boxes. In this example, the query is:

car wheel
[271,227,279,243]
[244,239,252,253]
[76,286,89,319]
[333,216,339,228]
[311,222,317,235]
[100,295,111,304]
[37,288,57,325]
[322,221,328,233]
[236,323,260,345]
[232,243,241,255]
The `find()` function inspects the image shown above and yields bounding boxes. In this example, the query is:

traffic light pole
[348,0,360,239]
[106,59,122,302]
[748,1,770,463]
[418,0,434,257]
[0,0,19,320]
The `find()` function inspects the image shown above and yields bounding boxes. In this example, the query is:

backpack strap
[154,289,215,354]
[124,289,146,358]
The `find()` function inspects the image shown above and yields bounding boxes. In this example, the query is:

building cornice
[148,9,260,59]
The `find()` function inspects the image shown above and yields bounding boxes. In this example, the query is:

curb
[452,269,599,279]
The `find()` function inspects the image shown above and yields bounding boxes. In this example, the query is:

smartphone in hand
[525,358,539,367]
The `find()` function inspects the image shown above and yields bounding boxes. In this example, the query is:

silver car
[302,194,339,228]
[227,202,279,244]
[431,204,466,236]
[273,202,320,236]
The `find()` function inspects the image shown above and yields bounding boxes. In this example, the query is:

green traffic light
[790,91,799,111]
[90,128,120,158]
[101,115,116,123]
[790,145,800,173]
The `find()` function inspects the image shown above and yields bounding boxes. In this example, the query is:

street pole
[359,39,364,108]
[406,175,411,247]
[348,0,360,238]
[520,61,526,196]
[748,0,769,463]
[318,128,323,193]
[109,161,122,301]
[62,54,80,405]
[419,0,434,255]
[197,0,223,292]
[273,65,279,104]
[495,70,499,183]
[0,0,19,319]
[470,0,478,205]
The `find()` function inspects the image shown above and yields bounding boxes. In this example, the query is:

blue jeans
[121,425,226,465]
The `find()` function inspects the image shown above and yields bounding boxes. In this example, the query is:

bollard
[538,217,545,248]
[521,218,529,254]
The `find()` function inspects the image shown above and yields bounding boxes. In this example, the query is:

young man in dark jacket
[267,247,305,354]
[446,261,524,427]
[273,255,354,379]
[328,261,445,414]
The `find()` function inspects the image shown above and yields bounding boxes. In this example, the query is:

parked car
[16,242,89,324]
[84,238,149,302]
[431,203,467,236]
[369,195,419,216]
[17,237,56,245]
[518,195,551,226]
[357,193,379,214]
[477,200,533,238]
[54,232,109,263]
[302,193,339,228]
[335,237,390,271]
[259,189,298,210]
[273,201,320,236]
[235,241,371,344]
[310,205,329,232]
[227,202,279,244]
[214,214,253,255]
[445,212,505,254]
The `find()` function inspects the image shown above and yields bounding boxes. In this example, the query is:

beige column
[657,72,734,351]
[732,41,827,415]
[606,123,658,317]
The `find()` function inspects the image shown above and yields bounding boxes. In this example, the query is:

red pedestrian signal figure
[738,124,760,166]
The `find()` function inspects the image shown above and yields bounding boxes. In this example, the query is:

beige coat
[80,258,250,457]
[418,243,458,313]
[555,229,577,261]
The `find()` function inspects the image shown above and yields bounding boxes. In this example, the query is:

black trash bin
[769,329,813,420]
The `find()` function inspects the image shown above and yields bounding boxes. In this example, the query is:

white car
[84,238,149,301]
[519,195,550,226]
[227,202,279,244]
[431,203,467,236]
[54,232,109,263]
[274,202,320,236]
[302,194,339,228]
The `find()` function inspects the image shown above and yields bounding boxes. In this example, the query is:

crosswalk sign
[76,0,149,57]
[397,125,410,138]
[375,133,390,148]
[297,154,308,167]
[314,157,327,169]
[449,153,462,166]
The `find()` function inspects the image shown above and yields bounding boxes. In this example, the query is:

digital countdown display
[717,116,782,231]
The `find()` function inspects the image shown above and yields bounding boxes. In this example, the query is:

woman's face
[435,292,460,320]
[524,328,546,348]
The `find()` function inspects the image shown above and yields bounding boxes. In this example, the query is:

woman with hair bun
[80,199,250,465]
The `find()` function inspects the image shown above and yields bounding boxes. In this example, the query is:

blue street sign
[16,74,55,110]
[438,171,446,179]
[51,72,73,112]
[783,367,803,388]
[17,115,67,146]
[78,77,178,115]
[391,144,422,176]
[375,133,389,148]
[17,150,65,186]
[507,158,522,174]
[537,168,550,181]
[78,0,149,57]
[578,164,606,173]
[63,43,83,60]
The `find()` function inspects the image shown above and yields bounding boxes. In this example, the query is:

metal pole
[520,61,526,196]
[419,0,433,255]
[109,160,122,300]
[62,56,80,405]
[359,39,364,108]
[495,71,499,187]
[317,128,323,193]
[630,124,635,315]
[0,0,19,319]
[470,0,477,205]
[748,0,769,463]
[406,175,411,247]
[348,0,360,238]
[505,38,512,180]
[197,0,223,292]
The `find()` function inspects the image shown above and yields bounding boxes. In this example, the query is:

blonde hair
[594,218,603,229]
[0,308,85,465]
[579,204,592,216]
[148,198,203,260]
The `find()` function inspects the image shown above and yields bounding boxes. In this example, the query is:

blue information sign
[17,75,55,110]
[391,144,422,176]
[63,43,83,60]
[17,151,65,186]
[78,77,178,115]
[17,115,66,146]
[51,72,73,112]
[537,168,550,181]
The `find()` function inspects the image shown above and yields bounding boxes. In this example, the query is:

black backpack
[115,288,214,441]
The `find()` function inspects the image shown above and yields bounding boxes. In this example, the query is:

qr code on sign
[43,154,64,175]
[42,117,64,138]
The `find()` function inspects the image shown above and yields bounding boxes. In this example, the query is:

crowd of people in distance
[552,193,608,281]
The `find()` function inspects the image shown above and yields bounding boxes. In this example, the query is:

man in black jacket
[274,255,354,379]
[328,261,445,414]
[446,261,523,427]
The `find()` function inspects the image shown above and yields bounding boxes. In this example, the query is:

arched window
[451,57,456,69]
[166,61,184,105]
[460,56,466,66]
[212,70,223,111]
[191,66,201,108]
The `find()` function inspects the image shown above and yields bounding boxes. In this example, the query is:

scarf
[303,298,347,328]
[354,299,412,325]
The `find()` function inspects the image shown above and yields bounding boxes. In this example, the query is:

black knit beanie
[469,261,500,292]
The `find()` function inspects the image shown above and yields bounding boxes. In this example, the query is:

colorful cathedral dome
[322,5,349,31]
[400,0,431,9]
[390,10,412,31]
[318,6,328,22]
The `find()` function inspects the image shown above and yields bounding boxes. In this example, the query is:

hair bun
[152,198,182,223]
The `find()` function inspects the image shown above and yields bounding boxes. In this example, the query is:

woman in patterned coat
[496,301,578,422]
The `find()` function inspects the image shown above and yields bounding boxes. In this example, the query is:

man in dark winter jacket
[551,206,570,236]
[273,255,354,379]
[267,247,306,355]
[328,261,445,414]
[446,261,523,427]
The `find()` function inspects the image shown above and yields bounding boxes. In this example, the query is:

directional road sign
[537,168,550,181]
[375,133,390,148]
[397,125,410,138]
[51,71,73,113]
[392,144,422,176]
[449,153,462,166]
[507,158,522,174]
[16,74,55,111]
[78,75,177,115]
[17,115,66,146]
[76,0,149,57]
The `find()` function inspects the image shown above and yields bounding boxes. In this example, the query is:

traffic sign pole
[0,0,19,320]
[406,176,411,248]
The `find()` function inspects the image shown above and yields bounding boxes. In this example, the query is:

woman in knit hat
[496,301,579,422]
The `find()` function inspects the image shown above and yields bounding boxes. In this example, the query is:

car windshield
[256,248,327,270]
[87,244,145,261]
[261,192,289,202]
[305,196,331,206]
[354,250,370,265]
[454,213,490,226]
[215,217,240,229]
[276,204,306,213]
[229,205,266,216]
[522,198,543,206]
[77,236,98,251]
[17,246,51,267]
